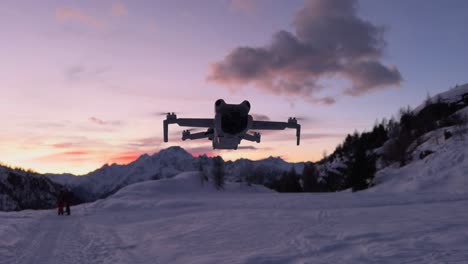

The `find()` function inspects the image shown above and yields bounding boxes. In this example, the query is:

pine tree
[211,156,225,190]
[240,162,254,186]
[346,145,376,192]
[198,157,207,185]
[301,163,320,192]
[279,167,302,192]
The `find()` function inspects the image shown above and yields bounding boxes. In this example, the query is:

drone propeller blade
[281,115,310,122]
[155,111,182,116]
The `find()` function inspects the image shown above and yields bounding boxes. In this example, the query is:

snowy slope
[414,83,468,112]
[372,84,468,193]
[373,126,468,194]
[91,172,272,210]
[1,172,468,264]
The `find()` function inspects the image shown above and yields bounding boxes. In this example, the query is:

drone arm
[182,130,213,141]
[175,118,214,127]
[251,119,301,145]
[164,113,214,142]
[251,121,288,130]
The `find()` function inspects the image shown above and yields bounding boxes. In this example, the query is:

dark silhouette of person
[64,191,71,215]
[57,191,65,216]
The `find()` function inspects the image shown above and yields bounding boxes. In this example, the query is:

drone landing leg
[182,130,213,141]
[243,132,261,143]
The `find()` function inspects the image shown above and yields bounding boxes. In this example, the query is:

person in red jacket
[57,191,65,216]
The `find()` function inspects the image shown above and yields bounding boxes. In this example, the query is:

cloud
[267,132,345,142]
[56,7,104,28]
[208,0,402,104]
[230,0,256,14]
[186,146,217,157]
[65,65,108,82]
[109,150,144,164]
[301,133,345,140]
[111,2,128,17]
[50,137,108,149]
[127,137,162,148]
[25,121,69,129]
[34,150,91,163]
[52,142,76,149]
[89,117,107,125]
[89,117,121,126]
[65,65,85,80]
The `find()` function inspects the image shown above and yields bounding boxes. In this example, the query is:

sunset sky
[1,0,467,175]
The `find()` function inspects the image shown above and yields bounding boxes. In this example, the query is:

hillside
[311,83,468,193]
[0,165,79,211]
[373,126,468,193]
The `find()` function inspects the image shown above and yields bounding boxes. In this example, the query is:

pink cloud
[89,117,106,125]
[111,2,128,17]
[34,150,91,163]
[89,117,121,126]
[109,150,144,164]
[56,7,104,28]
[230,0,256,14]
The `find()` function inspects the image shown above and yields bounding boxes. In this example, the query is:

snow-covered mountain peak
[153,146,193,160]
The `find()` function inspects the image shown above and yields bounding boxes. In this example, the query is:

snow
[2,172,468,263]
[373,126,468,194]
[414,83,468,113]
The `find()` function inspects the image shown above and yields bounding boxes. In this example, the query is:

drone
[163,99,301,150]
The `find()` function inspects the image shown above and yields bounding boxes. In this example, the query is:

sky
[0,0,467,175]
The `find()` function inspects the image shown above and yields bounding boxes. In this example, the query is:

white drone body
[163,99,301,150]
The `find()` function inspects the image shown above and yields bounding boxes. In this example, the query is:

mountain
[47,146,198,201]
[47,146,302,202]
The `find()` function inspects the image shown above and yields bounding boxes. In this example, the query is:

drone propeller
[154,111,183,116]
[282,115,310,122]
[295,116,310,121]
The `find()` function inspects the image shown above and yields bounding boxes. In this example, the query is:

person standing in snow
[64,191,71,215]
[57,191,65,216]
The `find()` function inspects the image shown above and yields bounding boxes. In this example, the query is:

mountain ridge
[45,146,303,202]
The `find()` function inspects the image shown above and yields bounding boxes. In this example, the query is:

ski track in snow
[0,205,147,264]
[2,190,468,264]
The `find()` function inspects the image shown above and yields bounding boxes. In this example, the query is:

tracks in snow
[1,206,145,264]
